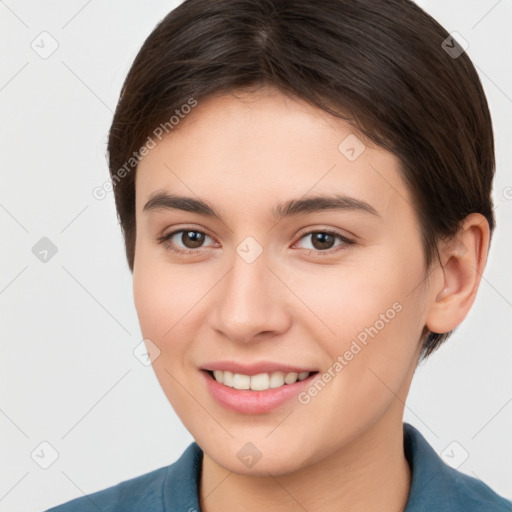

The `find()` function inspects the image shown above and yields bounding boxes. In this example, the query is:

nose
[209,247,291,344]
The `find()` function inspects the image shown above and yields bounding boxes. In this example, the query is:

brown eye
[158,229,214,254]
[295,230,354,255]
[310,232,337,250]
[179,230,206,249]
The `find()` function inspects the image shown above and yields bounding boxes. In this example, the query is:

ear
[425,213,491,334]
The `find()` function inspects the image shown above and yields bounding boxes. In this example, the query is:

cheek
[132,258,206,416]
[133,251,222,381]
[287,247,426,398]
[283,250,421,342]
[133,238,202,334]
[134,269,197,346]
[291,275,423,445]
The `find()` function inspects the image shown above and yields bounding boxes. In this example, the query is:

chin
[200,433,319,476]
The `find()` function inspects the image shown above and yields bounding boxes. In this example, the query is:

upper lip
[201,360,318,376]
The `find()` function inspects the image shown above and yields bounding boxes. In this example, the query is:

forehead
[135,89,413,223]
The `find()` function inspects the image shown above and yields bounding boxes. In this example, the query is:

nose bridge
[211,239,289,342]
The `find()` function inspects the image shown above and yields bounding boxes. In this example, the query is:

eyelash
[157,228,355,256]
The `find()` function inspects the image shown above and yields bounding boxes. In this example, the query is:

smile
[201,368,320,414]
[208,370,314,390]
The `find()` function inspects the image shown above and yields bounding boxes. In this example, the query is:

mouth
[203,369,319,391]
[200,368,320,414]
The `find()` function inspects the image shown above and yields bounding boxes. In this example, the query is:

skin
[132,86,489,512]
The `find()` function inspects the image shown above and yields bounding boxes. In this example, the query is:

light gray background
[1,1,511,511]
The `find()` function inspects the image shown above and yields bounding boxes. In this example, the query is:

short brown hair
[107,0,495,358]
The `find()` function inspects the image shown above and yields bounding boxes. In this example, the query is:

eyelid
[295,225,356,242]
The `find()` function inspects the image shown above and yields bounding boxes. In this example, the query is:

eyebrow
[143,192,380,221]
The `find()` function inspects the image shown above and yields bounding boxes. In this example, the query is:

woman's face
[133,87,432,474]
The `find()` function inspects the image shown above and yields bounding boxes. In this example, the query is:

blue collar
[163,422,511,511]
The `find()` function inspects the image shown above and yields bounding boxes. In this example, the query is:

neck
[199,411,412,512]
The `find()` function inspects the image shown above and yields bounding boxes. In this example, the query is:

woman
[45,0,511,510]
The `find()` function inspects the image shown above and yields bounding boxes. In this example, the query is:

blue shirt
[44,423,511,511]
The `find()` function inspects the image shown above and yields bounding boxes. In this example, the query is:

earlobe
[425,213,490,334]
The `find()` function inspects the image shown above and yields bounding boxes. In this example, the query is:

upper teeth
[212,370,310,390]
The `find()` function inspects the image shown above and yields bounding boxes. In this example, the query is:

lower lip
[200,370,318,414]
